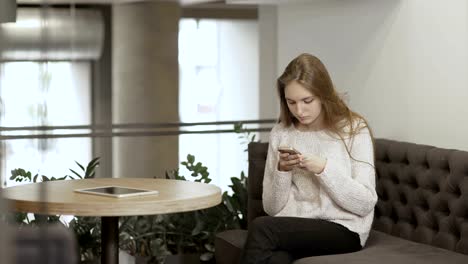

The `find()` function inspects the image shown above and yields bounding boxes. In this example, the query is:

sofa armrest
[215,229,248,264]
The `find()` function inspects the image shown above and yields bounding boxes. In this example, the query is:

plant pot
[134,253,215,264]
[167,253,215,264]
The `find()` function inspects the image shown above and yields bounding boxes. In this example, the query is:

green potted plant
[118,154,248,263]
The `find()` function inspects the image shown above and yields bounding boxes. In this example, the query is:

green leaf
[191,219,203,236]
[187,154,195,164]
[10,169,22,180]
[84,157,100,178]
[204,243,215,252]
[75,161,85,171]
[69,169,82,179]
[88,157,100,168]
[223,194,235,212]
[10,168,33,182]
[200,252,214,261]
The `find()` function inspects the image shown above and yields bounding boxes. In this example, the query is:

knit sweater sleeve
[316,127,378,217]
[262,126,293,216]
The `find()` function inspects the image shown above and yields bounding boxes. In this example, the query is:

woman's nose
[296,104,304,115]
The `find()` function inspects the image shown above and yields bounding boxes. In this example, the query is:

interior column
[112,2,180,179]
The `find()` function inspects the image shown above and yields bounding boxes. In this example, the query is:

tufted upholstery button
[403,157,410,165]
[409,216,417,227]
[375,207,381,218]
[400,192,408,205]
[390,210,398,223]
[422,159,429,169]
[451,197,468,218]
[391,174,399,185]
[422,201,430,211]
[384,154,390,163]
[444,208,450,216]
[377,185,388,201]
[441,207,450,216]
[409,179,418,189]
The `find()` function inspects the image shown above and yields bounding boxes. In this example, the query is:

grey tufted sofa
[215,139,468,264]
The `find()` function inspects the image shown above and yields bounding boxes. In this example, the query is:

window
[178,18,259,191]
[0,62,92,187]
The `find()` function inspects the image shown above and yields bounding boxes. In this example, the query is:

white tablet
[74,186,159,198]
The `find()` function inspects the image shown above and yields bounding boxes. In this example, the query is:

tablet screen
[75,186,159,198]
[88,187,148,195]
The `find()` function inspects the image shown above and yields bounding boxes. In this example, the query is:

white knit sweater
[263,122,378,246]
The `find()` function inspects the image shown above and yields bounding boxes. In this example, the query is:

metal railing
[0,119,277,140]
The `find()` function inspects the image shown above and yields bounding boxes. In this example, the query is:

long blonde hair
[277,53,374,165]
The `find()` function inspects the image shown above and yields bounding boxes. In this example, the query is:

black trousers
[240,216,362,264]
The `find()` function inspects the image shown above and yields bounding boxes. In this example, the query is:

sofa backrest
[247,139,468,255]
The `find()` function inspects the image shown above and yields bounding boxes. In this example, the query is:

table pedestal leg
[102,216,119,264]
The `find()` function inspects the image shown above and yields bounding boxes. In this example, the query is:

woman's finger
[279,153,289,160]
[288,159,300,166]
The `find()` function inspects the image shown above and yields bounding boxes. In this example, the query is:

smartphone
[278,146,301,155]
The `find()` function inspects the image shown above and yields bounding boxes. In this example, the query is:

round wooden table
[2,178,222,264]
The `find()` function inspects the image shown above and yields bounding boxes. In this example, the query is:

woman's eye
[304,99,314,104]
[287,101,295,105]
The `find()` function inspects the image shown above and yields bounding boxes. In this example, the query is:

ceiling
[15,0,318,5]
[12,0,258,19]
[13,0,301,8]
[16,0,226,6]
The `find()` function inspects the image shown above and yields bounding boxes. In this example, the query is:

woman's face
[284,80,324,130]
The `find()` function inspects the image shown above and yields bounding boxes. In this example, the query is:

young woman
[241,53,378,264]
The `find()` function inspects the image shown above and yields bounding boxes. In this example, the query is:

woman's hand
[278,153,301,171]
[298,154,327,174]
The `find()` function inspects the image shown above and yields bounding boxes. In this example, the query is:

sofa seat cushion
[294,230,468,264]
[215,229,468,264]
